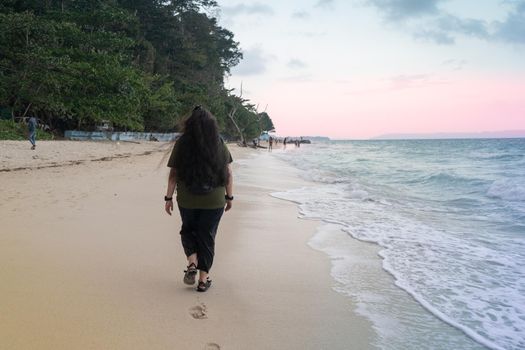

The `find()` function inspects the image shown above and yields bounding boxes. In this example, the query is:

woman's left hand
[165,200,173,215]
[225,200,233,212]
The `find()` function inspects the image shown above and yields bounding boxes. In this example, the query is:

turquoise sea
[273,139,525,350]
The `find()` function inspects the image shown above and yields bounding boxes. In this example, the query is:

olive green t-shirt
[167,141,233,209]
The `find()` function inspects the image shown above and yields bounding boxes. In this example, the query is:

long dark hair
[174,106,228,187]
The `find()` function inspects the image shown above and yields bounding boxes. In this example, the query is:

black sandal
[196,278,212,292]
[183,263,198,285]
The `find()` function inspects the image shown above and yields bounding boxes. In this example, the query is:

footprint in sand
[189,303,208,319]
[204,343,220,350]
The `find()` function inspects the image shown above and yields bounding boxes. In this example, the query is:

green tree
[0,0,273,136]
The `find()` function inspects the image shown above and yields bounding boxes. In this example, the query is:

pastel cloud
[343,74,449,96]
[231,47,272,76]
[365,0,525,45]
[287,59,308,69]
[221,3,274,17]
[315,0,335,9]
[291,11,310,19]
[494,1,525,43]
[367,0,441,19]
[441,59,467,71]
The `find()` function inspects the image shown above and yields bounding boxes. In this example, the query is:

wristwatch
[164,196,173,201]
[225,194,234,201]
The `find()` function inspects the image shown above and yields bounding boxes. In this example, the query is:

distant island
[372,130,525,140]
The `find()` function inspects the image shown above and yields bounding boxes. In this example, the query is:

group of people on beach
[283,137,302,149]
[252,136,303,151]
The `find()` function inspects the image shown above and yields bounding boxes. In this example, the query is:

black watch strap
[225,194,234,201]
[164,196,173,201]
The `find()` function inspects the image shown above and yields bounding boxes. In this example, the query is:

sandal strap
[197,279,212,291]
[185,263,197,273]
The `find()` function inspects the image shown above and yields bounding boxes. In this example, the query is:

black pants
[178,207,224,273]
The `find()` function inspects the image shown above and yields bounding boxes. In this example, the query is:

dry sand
[0,140,168,172]
[0,140,377,349]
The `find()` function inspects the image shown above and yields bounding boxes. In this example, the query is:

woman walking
[164,106,234,292]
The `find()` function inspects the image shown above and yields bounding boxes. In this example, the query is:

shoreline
[0,141,377,349]
[270,145,494,350]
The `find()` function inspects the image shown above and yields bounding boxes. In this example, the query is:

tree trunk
[21,103,32,119]
[227,82,246,146]
[227,108,245,146]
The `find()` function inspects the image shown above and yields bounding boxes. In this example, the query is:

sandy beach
[0,140,376,349]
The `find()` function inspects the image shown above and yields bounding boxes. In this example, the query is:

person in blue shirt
[28,116,37,150]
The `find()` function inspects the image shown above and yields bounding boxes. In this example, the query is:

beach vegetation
[0,0,273,141]
[0,119,54,140]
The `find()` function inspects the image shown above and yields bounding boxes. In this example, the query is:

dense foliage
[0,0,274,140]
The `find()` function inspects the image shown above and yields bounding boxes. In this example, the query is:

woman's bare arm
[165,168,177,215]
[225,163,233,212]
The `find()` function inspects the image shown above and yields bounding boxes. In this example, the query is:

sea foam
[273,139,525,350]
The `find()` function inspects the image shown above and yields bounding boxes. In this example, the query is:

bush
[0,119,54,140]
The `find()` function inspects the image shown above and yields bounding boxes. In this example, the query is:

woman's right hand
[225,199,232,212]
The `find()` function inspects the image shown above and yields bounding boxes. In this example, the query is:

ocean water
[272,139,525,350]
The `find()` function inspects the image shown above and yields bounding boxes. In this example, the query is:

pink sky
[264,73,525,139]
[218,0,525,139]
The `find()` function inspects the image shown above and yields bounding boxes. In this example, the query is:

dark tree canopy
[0,0,273,139]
